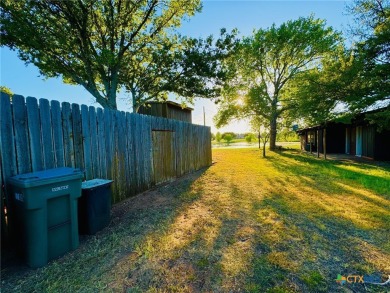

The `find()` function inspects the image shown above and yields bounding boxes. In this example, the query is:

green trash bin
[7,167,83,268]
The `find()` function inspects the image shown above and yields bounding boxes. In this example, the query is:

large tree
[289,1,390,130]
[214,17,341,150]
[1,0,200,110]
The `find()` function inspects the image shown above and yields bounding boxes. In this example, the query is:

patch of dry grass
[2,148,389,292]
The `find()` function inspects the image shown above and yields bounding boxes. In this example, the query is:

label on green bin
[52,185,69,192]
[15,192,24,202]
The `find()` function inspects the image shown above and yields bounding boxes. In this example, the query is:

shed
[138,101,193,123]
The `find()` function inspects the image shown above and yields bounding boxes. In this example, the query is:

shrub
[224,134,233,145]
[245,133,256,144]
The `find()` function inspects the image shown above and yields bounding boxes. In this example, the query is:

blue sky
[0,1,353,133]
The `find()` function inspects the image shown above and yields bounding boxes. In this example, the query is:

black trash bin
[78,179,113,235]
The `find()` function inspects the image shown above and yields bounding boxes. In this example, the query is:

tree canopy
[1,0,204,110]
[122,29,238,112]
[214,16,341,150]
[348,0,390,114]
[289,0,390,130]
[0,86,13,97]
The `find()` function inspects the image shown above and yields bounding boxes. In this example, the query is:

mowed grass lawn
[2,148,390,292]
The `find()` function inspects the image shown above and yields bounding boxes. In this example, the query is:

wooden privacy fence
[0,93,212,207]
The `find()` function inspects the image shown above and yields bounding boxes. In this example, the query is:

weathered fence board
[133,114,141,193]
[104,109,113,182]
[26,97,43,172]
[12,95,31,174]
[88,106,99,179]
[72,103,84,171]
[39,98,55,170]
[0,93,17,194]
[51,100,65,168]
[62,102,75,168]
[117,111,127,202]
[145,115,153,188]
[81,105,92,180]
[1,156,5,247]
[126,113,136,196]
[141,115,148,190]
[96,108,106,179]
[112,111,120,201]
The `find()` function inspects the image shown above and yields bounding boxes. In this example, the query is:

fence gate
[152,131,176,184]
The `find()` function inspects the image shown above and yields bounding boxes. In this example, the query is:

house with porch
[297,108,390,160]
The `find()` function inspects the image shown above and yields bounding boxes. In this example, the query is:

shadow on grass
[266,151,390,232]
[270,150,390,195]
[248,150,390,292]
[248,191,389,292]
[121,174,294,292]
[122,177,260,292]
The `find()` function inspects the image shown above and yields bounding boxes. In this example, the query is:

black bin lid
[81,179,113,190]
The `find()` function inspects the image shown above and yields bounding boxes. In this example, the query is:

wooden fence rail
[0,93,212,209]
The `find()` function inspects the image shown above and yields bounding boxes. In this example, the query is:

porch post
[323,128,327,160]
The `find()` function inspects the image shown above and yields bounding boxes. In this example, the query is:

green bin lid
[8,167,84,188]
[82,179,113,190]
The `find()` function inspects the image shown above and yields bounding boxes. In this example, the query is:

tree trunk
[131,88,138,113]
[84,85,117,110]
[107,94,117,110]
[258,132,261,149]
[107,74,118,110]
[269,115,277,150]
[263,141,266,157]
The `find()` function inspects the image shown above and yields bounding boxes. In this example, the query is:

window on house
[308,131,315,144]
